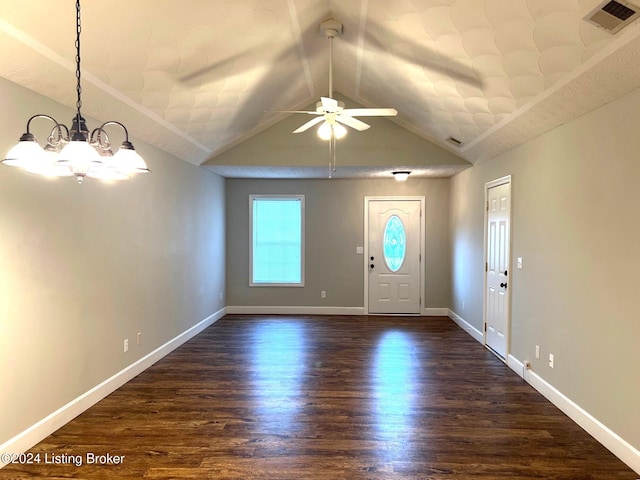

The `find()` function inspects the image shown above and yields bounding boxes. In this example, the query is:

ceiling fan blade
[293,116,326,133]
[320,97,339,112]
[271,110,319,115]
[335,115,370,131]
[342,108,398,117]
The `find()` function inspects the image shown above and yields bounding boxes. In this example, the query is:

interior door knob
[500,282,507,288]
[370,264,375,269]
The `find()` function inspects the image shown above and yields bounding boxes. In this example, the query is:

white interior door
[367,199,422,314]
[485,180,511,358]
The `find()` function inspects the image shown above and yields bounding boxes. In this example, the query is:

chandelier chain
[75,0,82,118]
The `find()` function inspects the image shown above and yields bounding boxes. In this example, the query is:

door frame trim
[483,175,512,360]
[364,196,426,315]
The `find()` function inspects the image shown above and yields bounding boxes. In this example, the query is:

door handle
[370,264,375,269]
[500,282,507,288]
[504,270,508,276]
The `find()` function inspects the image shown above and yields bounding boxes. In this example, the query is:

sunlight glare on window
[251,196,304,285]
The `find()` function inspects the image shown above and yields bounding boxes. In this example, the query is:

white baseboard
[226,306,365,315]
[0,307,226,468]
[448,312,639,474]
[423,307,449,316]
[507,354,526,378]
[448,309,483,343]
[525,368,640,475]
[227,306,449,317]
[513,356,640,475]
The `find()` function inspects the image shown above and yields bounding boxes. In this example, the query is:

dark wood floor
[1,315,636,479]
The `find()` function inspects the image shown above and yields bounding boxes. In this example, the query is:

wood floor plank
[1,315,636,479]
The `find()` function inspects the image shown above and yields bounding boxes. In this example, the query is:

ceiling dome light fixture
[1,0,150,184]
[393,171,411,182]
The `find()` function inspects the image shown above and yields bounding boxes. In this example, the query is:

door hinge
[484,323,487,332]
[485,262,488,272]
[486,201,489,212]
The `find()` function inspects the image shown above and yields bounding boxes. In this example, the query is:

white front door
[367,199,422,314]
[485,180,511,358]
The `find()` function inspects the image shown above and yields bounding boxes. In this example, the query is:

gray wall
[450,85,640,450]
[226,178,451,309]
[0,78,226,445]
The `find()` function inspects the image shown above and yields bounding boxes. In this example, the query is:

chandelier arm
[95,121,130,141]
[90,121,131,150]
[23,114,69,143]
[47,123,70,147]
[89,127,111,151]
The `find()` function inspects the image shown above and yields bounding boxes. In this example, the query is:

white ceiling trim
[287,0,314,98]
[0,18,75,75]
[462,21,640,153]
[0,18,212,155]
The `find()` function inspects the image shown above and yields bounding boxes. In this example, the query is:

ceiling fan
[279,18,398,176]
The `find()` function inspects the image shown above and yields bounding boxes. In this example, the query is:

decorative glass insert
[383,215,406,272]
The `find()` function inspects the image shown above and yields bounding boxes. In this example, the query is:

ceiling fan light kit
[1,0,150,184]
[318,121,347,140]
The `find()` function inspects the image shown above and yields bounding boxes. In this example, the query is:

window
[250,195,304,286]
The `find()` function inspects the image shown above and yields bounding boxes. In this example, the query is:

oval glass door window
[383,215,406,272]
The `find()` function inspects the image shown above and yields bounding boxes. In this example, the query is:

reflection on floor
[2,315,636,479]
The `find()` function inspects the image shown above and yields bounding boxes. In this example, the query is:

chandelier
[1,0,150,183]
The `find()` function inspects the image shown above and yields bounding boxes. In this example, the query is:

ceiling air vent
[447,136,464,147]
[584,0,640,34]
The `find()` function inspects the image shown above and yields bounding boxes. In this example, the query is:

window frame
[249,194,305,287]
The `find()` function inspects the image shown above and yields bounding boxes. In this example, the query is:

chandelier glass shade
[1,0,150,183]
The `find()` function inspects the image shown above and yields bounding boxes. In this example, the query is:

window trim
[249,194,305,287]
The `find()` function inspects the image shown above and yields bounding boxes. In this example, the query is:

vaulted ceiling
[1,0,640,178]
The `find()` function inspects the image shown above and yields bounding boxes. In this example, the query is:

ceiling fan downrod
[320,19,343,176]
[320,18,343,99]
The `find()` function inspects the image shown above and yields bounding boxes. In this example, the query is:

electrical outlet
[535,345,540,359]
[462,301,466,310]
[321,290,326,298]
[549,353,554,369]
[137,332,142,346]
[124,339,129,353]
[219,291,223,300]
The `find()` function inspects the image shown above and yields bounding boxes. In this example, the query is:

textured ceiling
[1,0,640,178]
